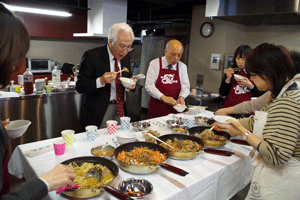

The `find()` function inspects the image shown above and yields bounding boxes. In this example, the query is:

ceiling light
[4,4,72,17]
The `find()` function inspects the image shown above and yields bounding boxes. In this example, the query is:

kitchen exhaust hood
[73,0,128,38]
[205,0,300,26]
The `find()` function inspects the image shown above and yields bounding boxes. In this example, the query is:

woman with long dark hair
[0,3,75,199]
[216,43,300,199]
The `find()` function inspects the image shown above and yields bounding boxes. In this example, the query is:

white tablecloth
[8,111,255,200]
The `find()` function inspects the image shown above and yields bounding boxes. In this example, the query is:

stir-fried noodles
[117,146,167,166]
[68,162,114,189]
[160,138,202,152]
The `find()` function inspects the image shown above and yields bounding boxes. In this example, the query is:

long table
[8,111,255,200]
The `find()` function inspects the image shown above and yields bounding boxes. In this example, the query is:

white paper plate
[213,116,235,125]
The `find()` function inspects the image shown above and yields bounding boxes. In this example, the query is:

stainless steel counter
[0,91,83,154]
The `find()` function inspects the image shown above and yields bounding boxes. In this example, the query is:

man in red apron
[146,40,190,119]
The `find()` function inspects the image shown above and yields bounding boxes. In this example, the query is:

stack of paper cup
[183,116,195,128]
[53,139,65,155]
[107,120,118,134]
[85,125,98,141]
[61,130,75,146]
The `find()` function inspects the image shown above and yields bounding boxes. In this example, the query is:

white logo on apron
[161,74,178,84]
[234,85,250,94]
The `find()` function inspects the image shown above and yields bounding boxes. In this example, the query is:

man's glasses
[117,43,134,52]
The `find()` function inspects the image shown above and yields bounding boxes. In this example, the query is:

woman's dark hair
[232,45,252,68]
[0,3,30,87]
[245,43,296,98]
[290,50,300,73]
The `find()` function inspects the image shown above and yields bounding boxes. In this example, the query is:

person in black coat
[0,3,75,199]
[76,23,136,130]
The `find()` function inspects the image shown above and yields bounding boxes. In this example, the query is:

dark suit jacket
[75,45,132,130]
[0,123,48,200]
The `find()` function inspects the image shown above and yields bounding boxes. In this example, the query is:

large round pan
[60,156,119,199]
[114,142,169,174]
[157,134,204,160]
[188,126,231,147]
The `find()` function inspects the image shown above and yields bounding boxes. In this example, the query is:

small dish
[171,125,189,134]
[234,74,245,81]
[165,119,184,129]
[213,116,236,125]
[91,145,115,160]
[173,104,187,112]
[132,122,151,132]
[118,178,153,199]
[5,120,31,139]
[120,77,135,88]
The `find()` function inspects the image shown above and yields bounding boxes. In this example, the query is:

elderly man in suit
[76,23,136,130]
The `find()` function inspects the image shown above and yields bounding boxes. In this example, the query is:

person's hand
[214,119,248,137]
[40,164,75,191]
[236,77,253,88]
[100,72,117,84]
[126,78,137,90]
[176,96,185,105]
[225,67,234,82]
[215,107,233,115]
[160,95,177,106]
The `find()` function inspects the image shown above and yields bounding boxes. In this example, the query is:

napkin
[25,145,54,158]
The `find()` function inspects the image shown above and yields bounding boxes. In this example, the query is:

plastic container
[52,66,61,86]
[23,69,33,94]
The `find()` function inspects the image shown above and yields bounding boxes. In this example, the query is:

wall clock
[200,22,214,38]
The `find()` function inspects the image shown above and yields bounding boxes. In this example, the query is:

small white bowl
[5,120,31,139]
[120,77,135,88]
[173,104,187,112]
[213,116,235,125]
[234,74,245,81]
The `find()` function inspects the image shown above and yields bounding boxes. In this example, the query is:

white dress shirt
[96,45,121,101]
[145,56,190,100]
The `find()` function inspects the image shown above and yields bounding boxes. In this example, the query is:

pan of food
[60,156,122,199]
[114,142,188,176]
[188,126,231,147]
[157,134,204,160]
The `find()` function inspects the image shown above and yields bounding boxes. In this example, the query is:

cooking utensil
[56,184,79,194]
[132,74,145,80]
[114,142,188,176]
[188,126,231,147]
[91,145,115,160]
[209,126,214,132]
[145,132,176,150]
[230,139,251,146]
[116,67,129,74]
[118,178,153,199]
[85,167,103,180]
[60,156,119,199]
[204,148,235,156]
[157,134,204,160]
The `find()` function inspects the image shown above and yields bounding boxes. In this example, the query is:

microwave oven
[27,58,55,73]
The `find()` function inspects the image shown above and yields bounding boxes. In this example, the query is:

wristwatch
[242,131,251,140]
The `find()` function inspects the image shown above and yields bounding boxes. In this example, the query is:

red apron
[148,57,181,119]
[0,148,10,196]
[223,70,253,108]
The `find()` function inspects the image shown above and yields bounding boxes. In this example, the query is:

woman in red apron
[148,57,181,119]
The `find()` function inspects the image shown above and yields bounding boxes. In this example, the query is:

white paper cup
[107,120,118,134]
[18,75,24,85]
[85,125,98,141]
[61,129,75,146]
[120,116,131,131]
[46,85,52,93]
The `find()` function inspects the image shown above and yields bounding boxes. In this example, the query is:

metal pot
[157,134,204,160]
[114,142,169,174]
[60,156,119,199]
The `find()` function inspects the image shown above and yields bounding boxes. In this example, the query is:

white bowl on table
[120,77,135,88]
[5,120,31,139]
[234,74,245,81]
